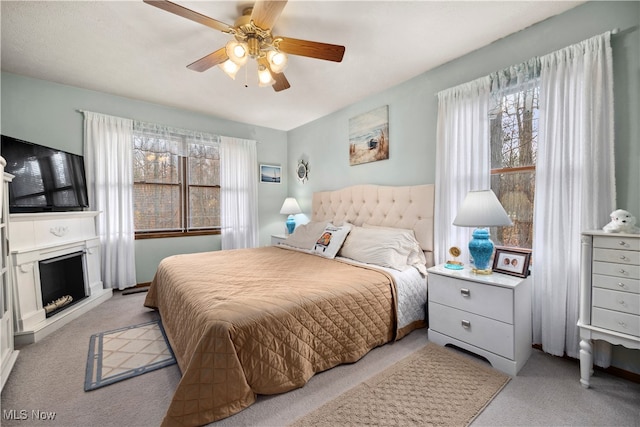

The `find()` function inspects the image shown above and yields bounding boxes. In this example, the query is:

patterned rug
[84,320,176,391]
[291,343,510,426]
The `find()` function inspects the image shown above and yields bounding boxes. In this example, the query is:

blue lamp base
[286,215,296,234]
[468,228,494,273]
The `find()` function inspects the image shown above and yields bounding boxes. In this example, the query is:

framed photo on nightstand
[492,247,531,278]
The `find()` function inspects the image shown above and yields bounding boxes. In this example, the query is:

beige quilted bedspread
[144,246,399,427]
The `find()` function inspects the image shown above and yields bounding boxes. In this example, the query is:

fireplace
[10,211,112,345]
[39,252,88,318]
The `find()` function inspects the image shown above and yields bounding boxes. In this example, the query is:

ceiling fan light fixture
[267,50,288,73]
[219,60,240,80]
[226,40,248,66]
[257,65,275,87]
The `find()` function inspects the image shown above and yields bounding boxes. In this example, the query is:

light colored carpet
[84,320,175,391]
[291,343,509,427]
[2,291,639,427]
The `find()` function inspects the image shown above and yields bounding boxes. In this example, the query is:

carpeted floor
[1,291,639,426]
[291,343,509,426]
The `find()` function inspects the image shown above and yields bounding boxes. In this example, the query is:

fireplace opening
[39,251,88,318]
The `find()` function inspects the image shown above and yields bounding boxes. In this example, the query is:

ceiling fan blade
[250,0,288,30]
[187,47,228,72]
[271,72,291,92]
[144,0,233,33]
[276,37,345,62]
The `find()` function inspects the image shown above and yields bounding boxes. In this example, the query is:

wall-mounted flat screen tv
[1,135,89,213]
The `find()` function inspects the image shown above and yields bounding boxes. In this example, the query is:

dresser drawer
[429,302,514,359]
[592,274,640,294]
[428,274,513,324]
[592,261,640,280]
[594,236,640,251]
[593,248,640,265]
[592,307,640,337]
[592,288,640,315]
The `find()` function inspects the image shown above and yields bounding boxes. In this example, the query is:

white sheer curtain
[220,136,259,249]
[83,112,136,290]
[532,32,616,361]
[434,76,492,265]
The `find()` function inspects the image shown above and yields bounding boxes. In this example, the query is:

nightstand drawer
[592,288,640,315]
[429,302,514,359]
[592,274,640,294]
[593,261,640,280]
[593,248,640,265]
[428,274,513,324]
[592,307,640,337]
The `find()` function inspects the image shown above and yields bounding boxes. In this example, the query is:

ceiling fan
[143,0,346,92]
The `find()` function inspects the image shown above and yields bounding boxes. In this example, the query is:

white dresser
[0,162,18,391]
[578,231,640,388]
[427,264,532,376]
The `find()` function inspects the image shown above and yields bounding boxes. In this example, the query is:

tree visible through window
[490,86,538,249]
[133,134,220,237]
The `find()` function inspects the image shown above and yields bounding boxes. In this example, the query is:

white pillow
[312,223,352,259]
[281,221,328,251]
[340,225,427,274]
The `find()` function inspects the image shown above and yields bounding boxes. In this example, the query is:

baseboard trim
[532,344,640,384]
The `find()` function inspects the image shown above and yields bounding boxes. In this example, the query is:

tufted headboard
[311,184,435,266]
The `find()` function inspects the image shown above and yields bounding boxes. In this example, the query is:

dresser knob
[617,299,626,306]
[460,288,471,297]
[619,269,627,275]
[619,255,628,261]
[618,320,627,329]
[461,320,471,329]
[618,241,627,246]
[617,282,627,289]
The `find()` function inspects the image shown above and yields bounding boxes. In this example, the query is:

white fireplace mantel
[10,211,112,345]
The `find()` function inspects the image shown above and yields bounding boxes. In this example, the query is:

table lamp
[453,190,512,274]
[280,197,302,234]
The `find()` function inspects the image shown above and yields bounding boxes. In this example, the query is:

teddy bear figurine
[603,209,640,234]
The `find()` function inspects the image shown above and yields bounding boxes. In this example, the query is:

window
[132,128,220,238]
[490,85,539,249]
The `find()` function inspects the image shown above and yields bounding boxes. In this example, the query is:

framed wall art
[259,164,281,184]
[348,105,389,166]
[492,247,532,278]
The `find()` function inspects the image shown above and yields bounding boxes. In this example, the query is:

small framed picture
[492,247,532,278]
[259,164,281,184]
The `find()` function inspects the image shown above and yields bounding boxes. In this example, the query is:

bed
[144,184,435,426]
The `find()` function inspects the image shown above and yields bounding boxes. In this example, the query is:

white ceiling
[1,1,583,131]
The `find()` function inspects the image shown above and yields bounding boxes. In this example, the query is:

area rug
[84,320,176,391]
[291,343,510,426]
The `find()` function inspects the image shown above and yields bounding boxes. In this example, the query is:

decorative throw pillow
[341,225,427,274]
[312,223,352,259]
[280,221,329,251]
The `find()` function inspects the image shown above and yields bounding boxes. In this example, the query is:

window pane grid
[490,86,539,250]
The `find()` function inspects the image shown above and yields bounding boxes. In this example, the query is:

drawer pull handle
[618,241,627,246]
[617,282,626,288]
[619,256,628,261]
[618,321,627,329]
[461,320,471,329]
[619,269,627,275]
[617,299,626,306]
[460,288,471,297]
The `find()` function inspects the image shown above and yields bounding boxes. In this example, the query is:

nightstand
[427,264,532,376]
[271,234,288,246]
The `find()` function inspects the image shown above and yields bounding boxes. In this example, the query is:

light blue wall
[286,0,640,375]
[0,72,289,283]
[287,1,639,219]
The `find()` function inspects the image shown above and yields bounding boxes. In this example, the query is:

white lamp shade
[267,50,288,73]
[218,60,240,80]
[225,40,249,66]
[280,197,302,215]
[453,190,513,227]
